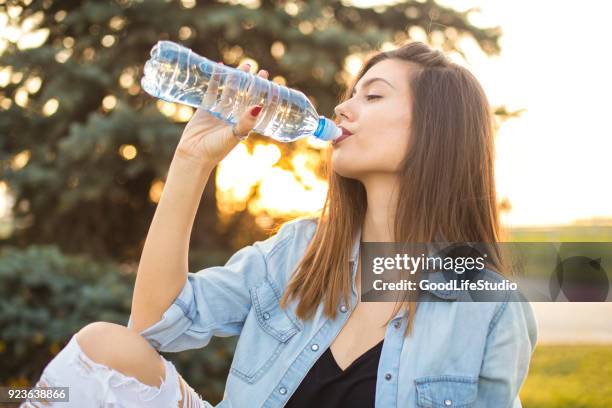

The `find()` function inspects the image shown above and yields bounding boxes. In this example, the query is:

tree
[0,0,502,262]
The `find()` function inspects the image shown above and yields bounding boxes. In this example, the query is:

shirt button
[384,373,392,381]
[339,305,348,313]
[394,321,401,329]
[279,387,287,395]
[263,311,270,320]
[444,399,452,406]
[311,343,319,351]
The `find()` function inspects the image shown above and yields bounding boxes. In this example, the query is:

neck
[361,174,400,242]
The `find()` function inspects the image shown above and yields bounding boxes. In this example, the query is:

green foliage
[0,0,501,260]
[0,244,133,384]
[0,244,236,403]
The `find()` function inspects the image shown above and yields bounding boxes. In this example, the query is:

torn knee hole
[178,376,204,408]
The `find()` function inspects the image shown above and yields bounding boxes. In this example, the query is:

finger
[202,63,223,107]
[232,104,263,139]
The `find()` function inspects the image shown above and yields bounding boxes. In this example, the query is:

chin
[331,152,364,180]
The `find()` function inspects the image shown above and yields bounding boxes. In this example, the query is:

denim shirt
[127,218,538,408]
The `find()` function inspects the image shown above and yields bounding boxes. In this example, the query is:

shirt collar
[349,224,458,301]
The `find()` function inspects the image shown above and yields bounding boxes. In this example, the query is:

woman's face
[332,58,416,180]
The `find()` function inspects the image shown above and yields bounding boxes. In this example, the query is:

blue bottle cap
[314,116,342,141]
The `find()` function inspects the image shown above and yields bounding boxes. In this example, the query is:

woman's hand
[174,62,269,166]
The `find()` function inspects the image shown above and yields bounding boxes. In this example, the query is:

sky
[349,0,612,226]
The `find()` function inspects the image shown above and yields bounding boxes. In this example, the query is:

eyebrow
[351,77,395,96]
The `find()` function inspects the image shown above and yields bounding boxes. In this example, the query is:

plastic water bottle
[141,41,341,143]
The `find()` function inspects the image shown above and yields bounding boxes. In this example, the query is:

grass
[503,225,612,279]
[520,344,612,407]
[509,225,612,242]
[515,225,612,406]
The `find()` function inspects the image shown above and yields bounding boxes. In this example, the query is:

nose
[333,100,352,124]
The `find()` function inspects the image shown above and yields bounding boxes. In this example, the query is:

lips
[332,127,353,146]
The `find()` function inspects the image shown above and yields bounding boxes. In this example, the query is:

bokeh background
[1,0,611,406]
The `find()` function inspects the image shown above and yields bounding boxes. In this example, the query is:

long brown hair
[278,41,507,336]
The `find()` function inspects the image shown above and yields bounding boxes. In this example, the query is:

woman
[26,41,537,407]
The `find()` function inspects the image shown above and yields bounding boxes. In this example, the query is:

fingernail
[250,106,262,117]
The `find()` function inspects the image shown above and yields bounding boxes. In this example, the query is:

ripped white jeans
[20,334,213,407]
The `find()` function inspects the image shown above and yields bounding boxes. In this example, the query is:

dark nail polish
[250,106,262,116]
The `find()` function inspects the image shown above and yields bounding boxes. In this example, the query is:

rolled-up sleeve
[475,299,538,407]
[127,221,297,352]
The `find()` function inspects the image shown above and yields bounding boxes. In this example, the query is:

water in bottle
[141,41,342,143]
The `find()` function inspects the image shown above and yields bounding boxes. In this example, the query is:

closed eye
[366,95,381,101]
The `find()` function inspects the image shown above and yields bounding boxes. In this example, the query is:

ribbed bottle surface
[141,41,341,142]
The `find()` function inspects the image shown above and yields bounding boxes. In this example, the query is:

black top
[285,338,384,408]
